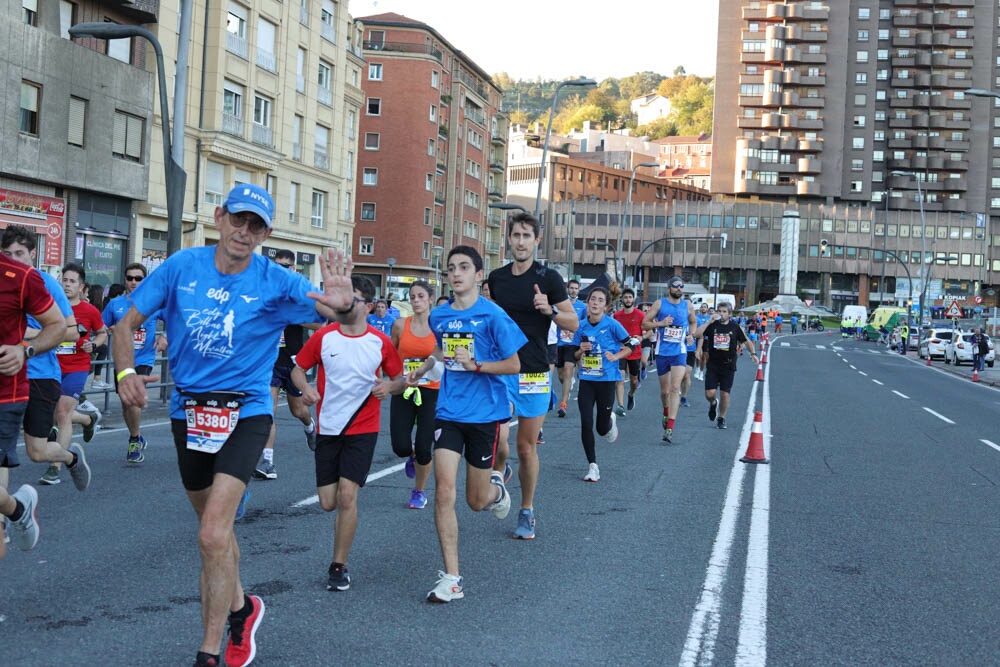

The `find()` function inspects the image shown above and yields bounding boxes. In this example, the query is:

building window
[422,242,430,259]
[367,98,381,115]
[311,190,326,228]
[347,110,356,139]
[856,51,868,63]
[67,96,87,146]
[431,70,439,88]
[256,18,276,72]
[363,167,377,185]
[856,73,867,85]
[853,115,866,127]
[426,174,433,191]
[429,105,437,122]
[361,203,376,220]
[204,161,225,205]
[59,1,75,38]
[346,151,353,178]
[296,48,307,92]
[463,221,478,240]
[253,95,271,127]
[112,110,143,161]
[359,237,374,255]
[225,3,247,57]
[320,0,336,42]
[23,0,37,25]
[368,63,383,81]
[289,181,299,223]
[858,7,870,19]
[318,61,332,106]
[857,30,869,41]
[314,125,329,170]
[364,132,379,150]
[428,138,435,156]
[424,208,432,225]
[223,81,243,136]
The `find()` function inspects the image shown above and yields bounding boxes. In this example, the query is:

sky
[350,1,719,81]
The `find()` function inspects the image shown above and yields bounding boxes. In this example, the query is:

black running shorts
[314,432,378,488]
[433,419,501,470]
[23,379,61,439]
[171,414,272,491]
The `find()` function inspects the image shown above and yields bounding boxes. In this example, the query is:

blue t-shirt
[129,247,322,419]
[430,296,526,423]
[571,315,630,382]
[103,294,162,367]
[653,298,691,357]
[695,312,712,329]
[27,270,74,381]
[366,314,396,336]
[791,316,798,326]
[557,299,589,346]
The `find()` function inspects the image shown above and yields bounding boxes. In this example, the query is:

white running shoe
[583,463,600,482]
[427,571,464,603]
[605,411,619,443]
[485,472,511,520]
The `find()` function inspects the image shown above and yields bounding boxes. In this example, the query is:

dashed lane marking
[981,439,1000,454]
[872,379,884,385]
[892,390,910,399]
[922,407,955,424]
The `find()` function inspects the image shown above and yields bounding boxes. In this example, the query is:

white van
[841,305,868,323]
[688,293,737,309]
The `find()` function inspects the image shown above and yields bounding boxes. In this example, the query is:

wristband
[116,367,137,382]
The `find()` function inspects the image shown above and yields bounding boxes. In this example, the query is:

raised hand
[309,248,355,312]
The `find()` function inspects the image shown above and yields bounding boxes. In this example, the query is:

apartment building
[654,133,713,190]
[352,12,507,297]
[1,0,154,287]
[134,0,362,283]
[709,0,1000,310]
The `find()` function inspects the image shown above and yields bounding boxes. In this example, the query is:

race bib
[712,333,731,351]
[133,327,147,350]
[442,332,475,371]
[278,332,286,348]
[518,372,550,394]
[661,326,684,345]
[404,357,430,385]
[55,341,76,355]
[580,353,603,378]
[182,392,244,454]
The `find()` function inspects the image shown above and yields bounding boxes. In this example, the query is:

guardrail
[86,355,174,414]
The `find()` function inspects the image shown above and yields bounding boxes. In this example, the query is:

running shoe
[193,652,220,666]
[661,414,669,430]
[79,402,101,443]
[662,428,673,443]
[2,517,9,545]
[224,595,265,667]
[583,463,600,482]
[126,437,144,464]
[67,443,91,492]
[408,489,428,509]
[708,400,718,422]
[90,380,112,390]
[253,458,277,480]
[38,465,61,485]
[680,396,690,408]
[503,461,513,485]
[327,563,350,591]
[536,431,545,445]
[304,420,317,451]
[717,417,727,429]
[404,455,416,479]
[235,490,251,520]
[10,485,39,551]
[614,405,626,417]
[513,508,535,539]
[427,571,463,603]
[486,472,511,519]
[640,366,647,381]
[137,434,148,450]
[557,401,567,418]
[605,412,619,443]
[626,394,636,411]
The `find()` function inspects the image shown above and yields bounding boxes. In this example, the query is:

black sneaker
[708,400,718,422]
[193,652,220,667]
[327,563,350,591]
[717,417,727,429]
[662,428,673,443]
[626,394,635,411]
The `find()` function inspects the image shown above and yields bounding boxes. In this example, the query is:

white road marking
[849,365,856,370]
[293,462,405,507]
[858,371,868,376]
[815,345,826,350]
[872,379,884,385]
[980,439,1000,454]
[922,407,955,424]
[780,342,790,347]
[892,390,910,399]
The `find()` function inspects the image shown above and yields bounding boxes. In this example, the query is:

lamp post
[881,184,891,306]
[432,245,444,298]
[964,88,997,325]
[386,257,396,299]
[69,22,187,256]
[589,241,619,284]
[890,170,926,339]
[534,78,596,219]
[618,161,659,285]
[488,202,528,264]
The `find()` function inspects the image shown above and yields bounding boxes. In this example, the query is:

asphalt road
[2,333,998,665]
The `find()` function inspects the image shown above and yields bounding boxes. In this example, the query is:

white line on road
[859,371,868,376]
[980,439,1000,453]
[780,342,790,347]
[849,365,856,370]
[892,390,910,399]
[815,345,826,349]
[872,379,884,385]
[293,462,405,507]
[922,407,955,424]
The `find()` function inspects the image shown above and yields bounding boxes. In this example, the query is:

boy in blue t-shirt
[408,245,525,604]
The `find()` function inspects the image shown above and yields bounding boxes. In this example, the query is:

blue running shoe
[408,489,428,509]
[680,396,690,408]
[126,437,144,464]
[235,489,251,520]
[513,508,535,540]
[405,455,416,479]
[640,366,647,381]
[137,434,148,450]
[503,461,513,485]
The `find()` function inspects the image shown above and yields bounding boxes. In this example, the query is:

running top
[571,315,631,382]
[27,270,73,382]
[612,308,644,361]
[696,312,712,328]
[702,319,749,370]
[366,314,396,336]
[397,316,440,390]
[487,261,569,373]
[57,301,103,374]
[430,295,526,423]
[0,255,53,403]
[653,298,691,357]
[129,246,322,419]
[103,294,162,368]
[557,299,588,346]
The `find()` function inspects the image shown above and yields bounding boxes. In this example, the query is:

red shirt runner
[1,255,54,402]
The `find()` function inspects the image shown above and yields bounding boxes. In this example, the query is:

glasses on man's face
[670,283,684,289]
[228,211,268,234]
[277,263,294,269]
[125,275,144,282]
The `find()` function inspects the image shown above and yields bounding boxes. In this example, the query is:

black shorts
[0,402,26,468]
[547,343,557,366]
[314,432,378,487]
[618,358,641,377]
[557,345,579,367]
[24,378,61,439]
[433,419,500,470]
[171,414,272,491]
[704,365,737,394]
[686,351,696,367]
[270,364,304,397]
[113,364,152,392]
[641,339,653,349]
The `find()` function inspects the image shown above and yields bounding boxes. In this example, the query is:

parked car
[944,332,995,367]
[918,328,954,359]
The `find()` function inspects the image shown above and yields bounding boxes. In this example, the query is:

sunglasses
[228,211,268,234]
[277,263,294,269]
[670,283,685,289]
[125,275,144,282]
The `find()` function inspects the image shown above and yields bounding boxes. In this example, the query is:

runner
[693,303,712,381]
[639,302,654,380]
[572,287,632,482]
[407,245,525,602]
[253,250,320,481]
[487,212,578,540]
[366,299,396,336]
[112,184,354,667]
[695,302,757,429]
[291,274,404,592]
[612,287,643,412]
[642,276,697,443]
[102,262,167,464]
[389,280,439,510]
[555,279,587,418]
[1,226,90,492]
[0,250,64,560]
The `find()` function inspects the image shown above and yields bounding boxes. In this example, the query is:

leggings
[389,388,438,466]
[577,380,616,464]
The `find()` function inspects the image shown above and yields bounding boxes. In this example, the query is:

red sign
[946,300,963,319]
[975,295,983,304]
[0,187,66,266]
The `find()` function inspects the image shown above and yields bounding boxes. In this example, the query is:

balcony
[487,214,502,228]
[489,161,504,173]
[491,131,506,145]
[488,189,503,201]
[797,139,823,152]
[321,21,335,42]
[432,227,444,237]
[226,32,248,59]
[314,149,328,170]
[486,242,501,254]
[256,48,276,73]
[363,40,443,63]
[796,180,822,196]
[317,87,332,107]
[222,113,243,137]
[797,158,821,173]
[251,123,272,147]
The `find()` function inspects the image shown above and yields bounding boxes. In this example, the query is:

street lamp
[431,245,444,298]
[618,161,659,285]
[881,184,892,306]
[964,88,997,325]
[890,170,926,338]
[69,22,187,256]
[386,257,396,299]
[589,241,619,285]
[534,78,596,219]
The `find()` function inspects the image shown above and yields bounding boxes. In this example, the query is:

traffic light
[820,239,829,257]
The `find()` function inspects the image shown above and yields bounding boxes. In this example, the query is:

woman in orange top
[389,281,440,509]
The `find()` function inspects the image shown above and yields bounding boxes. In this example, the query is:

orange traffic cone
[972,368,979,382]
[926,355,932,366]
[741,411,769,464]
[755,362,764,382]
[760,346,768,365]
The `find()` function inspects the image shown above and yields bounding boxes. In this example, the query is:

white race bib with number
[518,372,550,394]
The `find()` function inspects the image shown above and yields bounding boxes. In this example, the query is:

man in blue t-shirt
[110,184,359,667]
[409,245,525,603]
[103,262,166,464]
[366,299,396,336]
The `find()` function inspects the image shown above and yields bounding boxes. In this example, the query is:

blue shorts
[60,371,89,400]
[656,354,688,376]
[501,371,551,419]
[270,364,304,397]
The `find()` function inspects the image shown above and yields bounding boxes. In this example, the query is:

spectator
[972,327,990,371]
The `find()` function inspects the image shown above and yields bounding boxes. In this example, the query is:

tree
[618,71,665,101]
[636,117,678,140]
[668,80,714,135]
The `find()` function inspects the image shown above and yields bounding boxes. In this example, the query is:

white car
[945,332,995,367]
[918,328,954,359]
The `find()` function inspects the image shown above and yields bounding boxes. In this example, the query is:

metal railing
[87,355,174,415]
